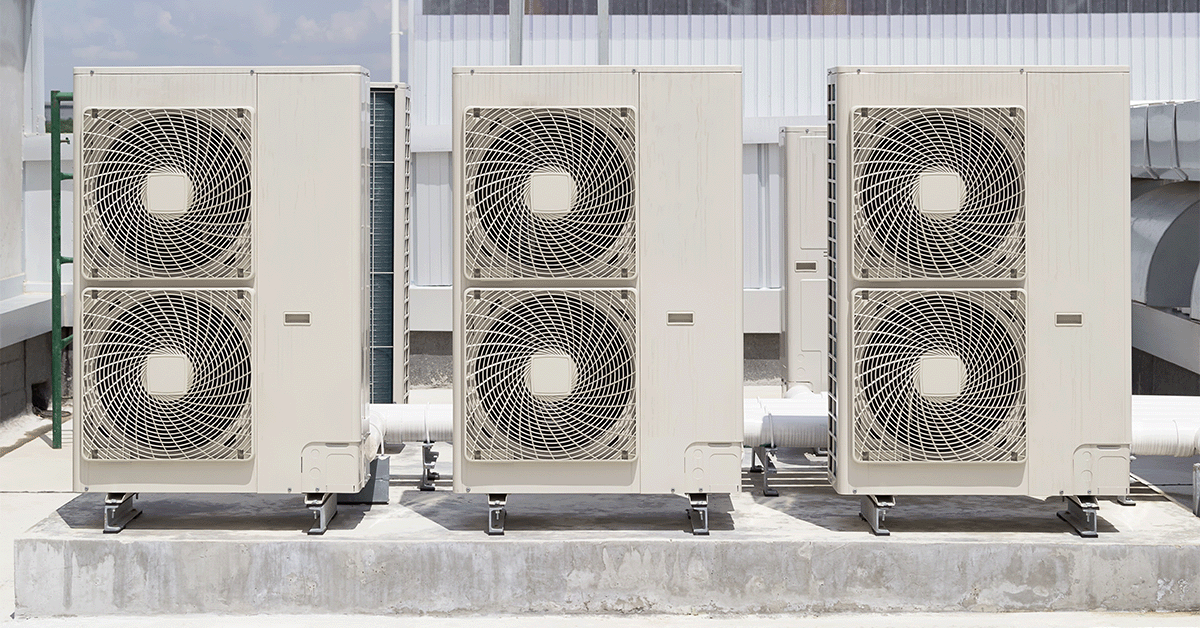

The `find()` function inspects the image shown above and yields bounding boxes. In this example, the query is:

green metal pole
[50,91,73,450]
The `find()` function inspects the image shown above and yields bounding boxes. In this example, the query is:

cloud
[72,45,139,62]
[156,10,180,35]
[291,2,383,44]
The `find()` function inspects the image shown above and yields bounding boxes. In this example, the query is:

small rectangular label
[284,312,311,326]
[1055,313,1083,327]
[667,312,694,325]
[795,261,818,273]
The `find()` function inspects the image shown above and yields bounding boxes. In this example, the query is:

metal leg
[419,443,440,491]
[103,492,141,533]
[338,456,390,505]
[860,495,894,536]
[1057,495,1099,538]
[1193,463,1200,518]
[687,493,709,535]
[753,446,779,497]
[487,494,507,536]
[305,492,337,535]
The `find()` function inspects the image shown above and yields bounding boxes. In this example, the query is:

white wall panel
[409,9,1200,291]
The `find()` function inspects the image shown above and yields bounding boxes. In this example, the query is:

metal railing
[49,90,73,450]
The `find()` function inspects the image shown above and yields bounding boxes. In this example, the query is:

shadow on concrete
[740,450,1123,536]
[399,490,736,534]
[55,492,369,533]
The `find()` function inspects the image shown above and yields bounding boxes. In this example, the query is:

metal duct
[1130,182,1200,307]
[1179,101,1199,181]
[1131,178,1169,200]
[1193,267,1200,322]
[1148,103,1186,180]
[370,394,1200,456]
[1131,104,1152,178]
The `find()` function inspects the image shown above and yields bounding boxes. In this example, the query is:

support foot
[1057,495,1099,538]
[753,446,779,497]
[103,492,141,533]
[687,493,709,535]
[338,456,390,505]
[487,494,507,535]
[420,443,440,491]
[860,495,894,536]
[305,492,337,535]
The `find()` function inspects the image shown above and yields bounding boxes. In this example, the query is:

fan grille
[81,108,253,279]
[464,107,636,280]
[464,289,637,461]
[81,289,253,461]
[851,289,1026,463]
[851,107,1025,280]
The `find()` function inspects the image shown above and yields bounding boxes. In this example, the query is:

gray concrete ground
[5,389,1200,622]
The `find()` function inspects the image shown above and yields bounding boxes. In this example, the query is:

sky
[42,0,408,94]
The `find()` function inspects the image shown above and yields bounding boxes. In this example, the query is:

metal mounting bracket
[751,446,779,497]
[687,493,709,535]
[305,492,337,535]
[103,492,141,533]
[1058,495,1100,538]
[420,443,440,491]
[860,495,894,536]
[487,494,507,535]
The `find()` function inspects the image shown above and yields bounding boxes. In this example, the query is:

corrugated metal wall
[409,2,1200,289]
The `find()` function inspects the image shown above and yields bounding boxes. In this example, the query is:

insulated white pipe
[369,394,1200,456]
[391,0,401,83]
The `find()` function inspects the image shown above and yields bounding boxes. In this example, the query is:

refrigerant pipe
[369,394,1200,456]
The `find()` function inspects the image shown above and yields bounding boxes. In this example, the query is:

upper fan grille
[464,289,636,461]
[463,107,636,280]
[851,107,1025,280]
[81,289,253,461]
[81,108,253,279]
[851,289,1026,463]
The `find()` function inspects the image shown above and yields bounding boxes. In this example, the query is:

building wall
[406,1,1200,315]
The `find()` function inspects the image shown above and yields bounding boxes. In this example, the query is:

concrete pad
[14,447,1200,618]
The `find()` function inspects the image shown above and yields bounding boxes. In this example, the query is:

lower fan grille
[851,289,1025,463]
[80,289,253,461]
[463,289,637,461]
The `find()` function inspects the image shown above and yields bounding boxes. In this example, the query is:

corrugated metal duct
[1130,181,1199,307]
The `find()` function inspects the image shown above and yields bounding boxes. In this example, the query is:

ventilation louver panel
[81,108,252,279]
[463,107,636,280]
[851,289,1026,463]
[851,107,1025,280]
[464,289,636,461]
[80,288,253,461]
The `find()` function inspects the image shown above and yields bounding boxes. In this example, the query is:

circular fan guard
[464,108,636,279]
[81,108,252,279]
[81,289,252,460]
[852,290,1026,463]
[852,107,1025,280]
[464,290,636,461]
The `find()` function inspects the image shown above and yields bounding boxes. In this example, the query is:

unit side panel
[254,72,369,494]
[71,72,255,110]
[1024,71,1132,498]
[781,128,829,393]
[636,71,744,495]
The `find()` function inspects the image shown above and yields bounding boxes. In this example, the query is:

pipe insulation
[369,394,1200,456]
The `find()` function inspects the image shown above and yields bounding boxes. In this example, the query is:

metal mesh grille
[851,289,1025,463]
[80,108,252,279]
[464,289,637,461]
[463,107,636,280]
[80,289,253,461]
[851,107,1025,280]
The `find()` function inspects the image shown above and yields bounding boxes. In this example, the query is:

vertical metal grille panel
[369,86,410,403]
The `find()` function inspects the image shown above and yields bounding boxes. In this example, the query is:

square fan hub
[526,352,577,400]
[144,171,193,219]
[915,171,963,219]
[527,171,576,219]
[143,352,194,400]
[916,353,964,399]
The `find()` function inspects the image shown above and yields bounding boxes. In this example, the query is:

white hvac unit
[73,66,374,533]
[780,126,829,396]
[826,66,1132,536]
[452,66,744,535]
